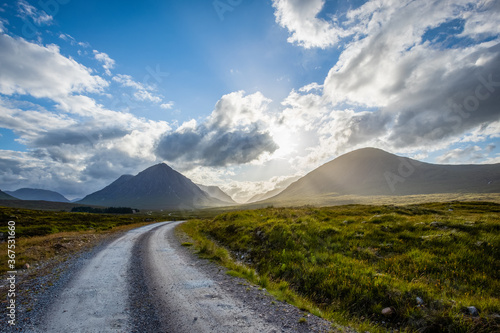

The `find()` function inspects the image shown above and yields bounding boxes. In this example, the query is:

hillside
[0,190,17,200]
[6,188,70,202]
[78,163,225,210]
[269,148,500,204]
[247,187,285,203]
[197,184,235,204]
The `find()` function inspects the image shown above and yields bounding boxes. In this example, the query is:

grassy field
[179,201,500,332]
[0,207,153,274]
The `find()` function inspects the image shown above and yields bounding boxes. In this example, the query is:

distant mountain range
[246,176,301,203]
[2,148,499,211]
[247,187,285,203]
[269,148,500,203]
[6,188,70,202]
[196,184,236,204]
[77,163,228,210]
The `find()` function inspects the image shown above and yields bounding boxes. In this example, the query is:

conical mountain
[272,147,500,201]
[78,163,223,210]
[6,188,69,202]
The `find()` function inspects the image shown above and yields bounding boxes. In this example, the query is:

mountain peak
[78,163,226,210]
[140,163,175,174]
[271,147,500,201]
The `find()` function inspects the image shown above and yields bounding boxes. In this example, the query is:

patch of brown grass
[0,221,151,275]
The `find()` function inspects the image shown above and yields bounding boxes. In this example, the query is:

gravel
[0,232,125,332]
[1,221,357,333]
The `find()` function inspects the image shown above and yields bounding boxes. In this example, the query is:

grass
[178,201,500,332]
[0,207,154,274]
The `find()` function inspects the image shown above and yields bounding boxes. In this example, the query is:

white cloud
[272,0,348,48]
[156,91,279,169]
[17,0,53,25]
[0,33,108,101]
[0,33,175,197]
[269,0,500,174]
[437,145,487,164]
[160,101,174,109]
[0,19,6,33]
[207,91,272,129]
[93,50,115,76]
[112,74,162,103]
[459,0,500,39]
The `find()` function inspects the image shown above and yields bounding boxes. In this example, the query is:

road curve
[39,222,281,332]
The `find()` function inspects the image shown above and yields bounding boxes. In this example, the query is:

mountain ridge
[6,188,70,202]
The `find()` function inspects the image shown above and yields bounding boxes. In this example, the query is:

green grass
[0,207,154,274]
[179,201,500,332]
[0,207,149,237]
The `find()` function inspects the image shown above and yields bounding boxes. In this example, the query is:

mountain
[6,188,70,202]
[270,148,500,202]
[247,187,285,203]
[78,164,226,210]
[196,184,235,204]
[0,190,17,200]
[246,176,301,203]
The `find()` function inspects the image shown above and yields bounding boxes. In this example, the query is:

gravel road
[11,221,348,332]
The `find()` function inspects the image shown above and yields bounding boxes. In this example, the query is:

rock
[467,306,479,316]
[381,307,394,316]
[53,243,67,250]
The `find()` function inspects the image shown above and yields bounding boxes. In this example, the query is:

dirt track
[32,221,342,332]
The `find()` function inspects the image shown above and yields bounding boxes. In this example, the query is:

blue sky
[0,0,499,201]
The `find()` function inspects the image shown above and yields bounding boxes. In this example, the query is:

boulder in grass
[467,306,479,316]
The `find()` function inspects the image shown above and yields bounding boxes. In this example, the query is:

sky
[0,0,499,202]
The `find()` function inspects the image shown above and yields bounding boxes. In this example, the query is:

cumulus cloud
[0,33,107,100]
[156,91,279,168]
[272,0,500,168]
[93,50,115,76]
[272,0,347,48]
